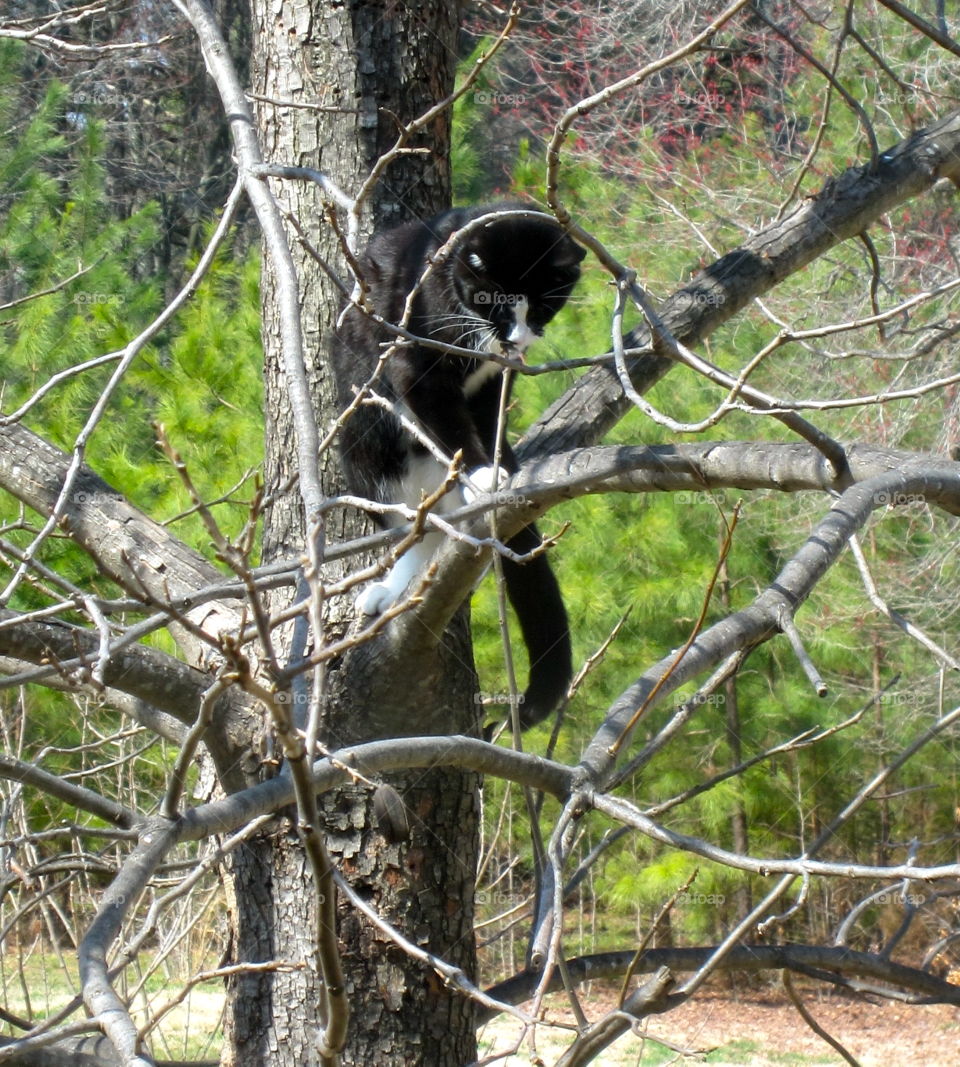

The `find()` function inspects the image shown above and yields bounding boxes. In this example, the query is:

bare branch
[520,110,960,463]
[481,944,960,1022]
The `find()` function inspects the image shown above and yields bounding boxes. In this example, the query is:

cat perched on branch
[333,204,584,730]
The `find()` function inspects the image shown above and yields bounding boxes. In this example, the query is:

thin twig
[782,969,863,1067]
[608,501,742,757]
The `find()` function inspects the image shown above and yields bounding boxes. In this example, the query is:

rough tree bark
[4,4,960,1060]
[222,2,480,1064]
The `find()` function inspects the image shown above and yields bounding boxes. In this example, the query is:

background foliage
[2,5,960,1052]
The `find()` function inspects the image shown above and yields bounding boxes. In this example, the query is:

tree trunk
[222,2,479,1063]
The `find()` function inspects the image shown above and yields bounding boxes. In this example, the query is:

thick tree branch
[0,754,141,829]
[394,440,960,661]
[178,736,575,841]
[579,468,960,781]
[480,944,960,1023]
[0,425,228,617]
[0,424,261,782]
[0,659,186,743]
[518,109,960,462]
[78,820,180,1067]
[0,610,219,728]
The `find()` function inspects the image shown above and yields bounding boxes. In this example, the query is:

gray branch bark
[481,944,960,1022]
[518,109,960,461]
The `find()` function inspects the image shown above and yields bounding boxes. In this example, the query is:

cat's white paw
[356,581,396,616]
[463,465,509,504]
[355,537,438,617]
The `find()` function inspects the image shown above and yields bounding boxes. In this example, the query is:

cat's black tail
[501,523,572,730]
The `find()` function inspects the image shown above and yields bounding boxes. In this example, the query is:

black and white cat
[333,203,584,729]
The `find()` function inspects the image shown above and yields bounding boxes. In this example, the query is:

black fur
[333,203,584,729]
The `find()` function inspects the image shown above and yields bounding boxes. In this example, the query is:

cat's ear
[554,240,586,267]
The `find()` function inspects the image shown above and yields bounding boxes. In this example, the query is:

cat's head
[452,207,586,355]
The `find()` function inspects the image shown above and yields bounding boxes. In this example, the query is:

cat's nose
[505,321,537,352]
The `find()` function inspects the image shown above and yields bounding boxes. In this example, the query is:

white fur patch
[357,453,469,616]
[462,464,508,504]
[356,534,442,615]
[399,452,463,517]
[506,296,537,352]
[356,457,514,615]
[464,358,502,397]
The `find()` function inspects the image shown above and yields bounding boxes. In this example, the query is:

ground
[478,983,960,1065]
[4,967,957,1063]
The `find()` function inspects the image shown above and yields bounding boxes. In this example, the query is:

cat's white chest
[463,357,503,397]
[463,295,534,397]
